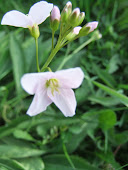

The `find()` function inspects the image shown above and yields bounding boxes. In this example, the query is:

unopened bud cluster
[50,1,99,42]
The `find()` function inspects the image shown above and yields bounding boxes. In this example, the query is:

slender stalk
[35,38,40,72]
[104,130,108,153]
[40,24,73,72]
[114,144,122,156]
[68,36,94,54]
[58,22,63,42]
[41,42,60,72]
[52,31,55,50]
[58,37,94,70]
[63,143,76,170]
[116,164,128,170]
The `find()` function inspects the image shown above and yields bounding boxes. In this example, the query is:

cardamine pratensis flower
[1,1,53,38]
[21,67,84,117]
[1,1,53,28]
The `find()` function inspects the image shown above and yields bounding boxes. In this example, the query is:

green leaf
[0,32,11,80]
[98,109,117,130]
[109,130,128,145]
[108,54,121,74]
[93,81,128,106]
[13,129,35,141]
[0,158,25,170]
[0,116,28,139]
[10,33,25,95]
[43,154,100,170]
[20,157,45,170]
[76,80,91,104]
[88,96,120,106]
[92,63,116,88]
[0,144,45,158]
[96,151,120,168]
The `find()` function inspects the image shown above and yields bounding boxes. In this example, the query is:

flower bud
[66,26,82,40]
[92,30,102,40]
[29,24,40,39]
[61,1,72,23]
[79,21,98,36]
[85,21,98,33]
[50,6,61,32]
[78,12,85,25]
[65,1,72,13]
[68,8,80,27]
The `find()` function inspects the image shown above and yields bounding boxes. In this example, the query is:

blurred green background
[0,0,128,169]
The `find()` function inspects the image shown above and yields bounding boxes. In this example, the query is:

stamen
[46,78,60,96]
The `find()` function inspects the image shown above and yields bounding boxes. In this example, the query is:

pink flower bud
[78,12,85,25]
[73,26,82,35]
[66,1,72,8]
[66,26,82,40]
[72,8,80,18]
[61,1,72,23]
[86,21,98,32]
[68,8,80,27]
[50,6,61,22]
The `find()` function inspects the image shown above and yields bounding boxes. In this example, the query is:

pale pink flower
[85,21,98,32]
[1,1,53,28]
[50,6,61,21]
[21,68,84,117]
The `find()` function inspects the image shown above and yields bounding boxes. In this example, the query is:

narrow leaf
[0,159,25,170]
[10,33,25,95]
[93,81,128,106]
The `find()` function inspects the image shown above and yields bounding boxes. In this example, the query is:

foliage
[0,0,128,169]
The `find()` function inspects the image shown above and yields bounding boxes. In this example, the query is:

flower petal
[27,88,52,116]
[56,67,84,89]
[1,10,31,28]
[28,1,53,25]
[47,88,76,117]
[21,72,54,95]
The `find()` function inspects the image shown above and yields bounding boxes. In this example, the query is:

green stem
[40,24,74,72]
[41,42,60,72]
[52,31,55,50]
[58,37,94,70]
[104,130,108,153]
[62,143,75,170]
[58,22,63,42]
[35,38,40,72]
[116,163,128,170]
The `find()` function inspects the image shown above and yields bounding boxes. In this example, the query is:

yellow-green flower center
[46,78,59,95]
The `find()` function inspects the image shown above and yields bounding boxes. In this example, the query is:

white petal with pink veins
[56,67,84,89]
[27,88,52,116]
[21,72,54,95]
[1,10,31,28]
[47,88,76,117]
[29,1,53,25]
